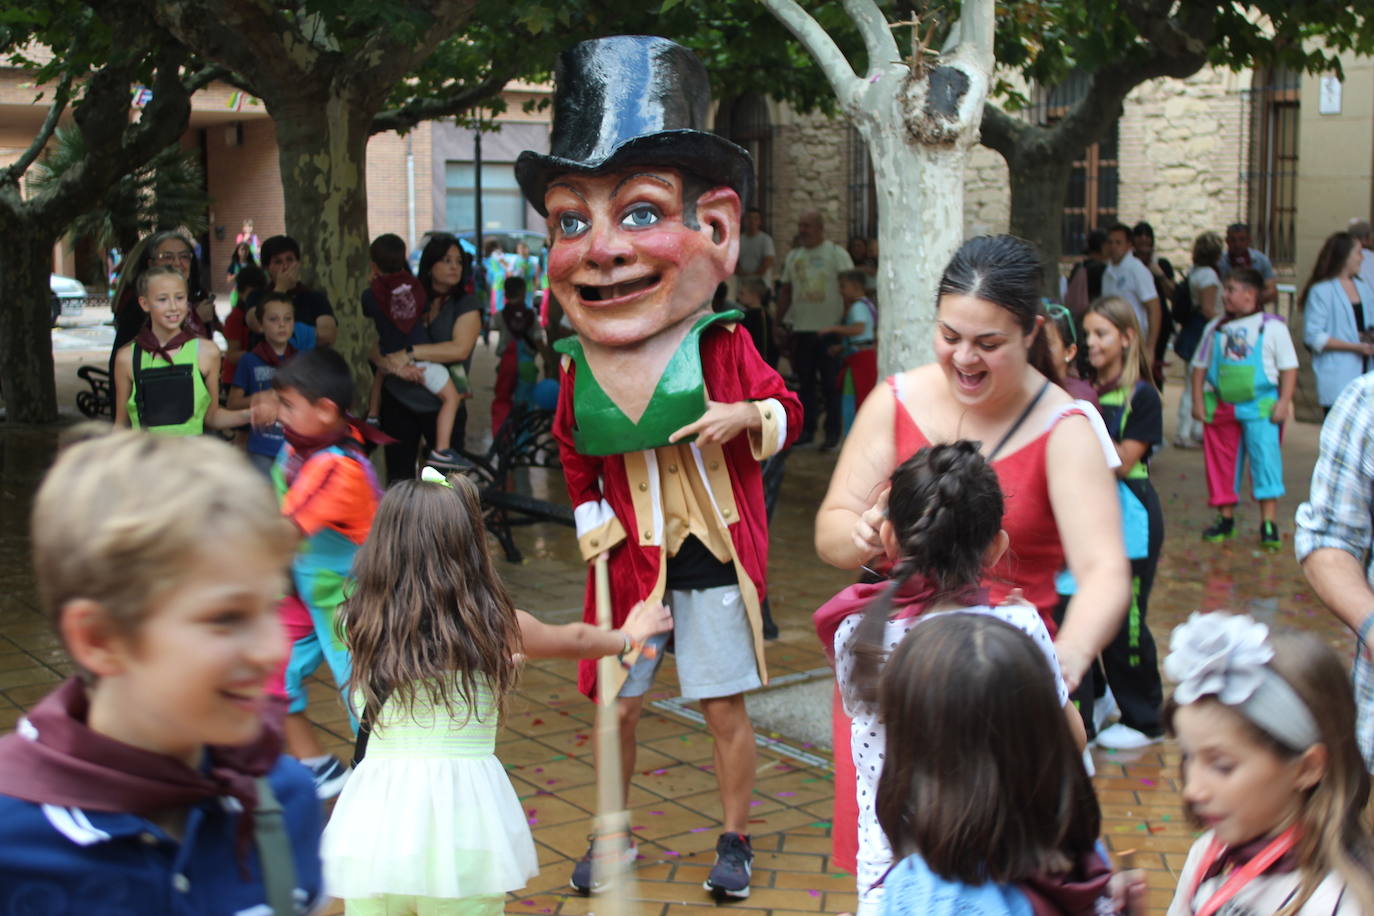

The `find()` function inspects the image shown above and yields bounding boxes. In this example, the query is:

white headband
[1164,612,1320,751]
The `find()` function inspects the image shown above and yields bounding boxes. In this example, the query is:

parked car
[50,274,87,323]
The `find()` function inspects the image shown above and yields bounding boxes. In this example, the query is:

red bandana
[134,320,196,364]
[250,340,295,368]
[370,271,428,335]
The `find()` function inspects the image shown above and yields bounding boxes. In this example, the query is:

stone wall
[964,144,1011,237]
[768,108,856,257]
[1117,66,1253,271]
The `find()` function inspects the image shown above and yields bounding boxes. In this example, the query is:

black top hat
[516,36,754,216]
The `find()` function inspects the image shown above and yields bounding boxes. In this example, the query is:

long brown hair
[1298,232,1360,310]
[340,474,522,728]
[875,613,1100,883]
[1086,295,1154,396]
[1165,629,1374,913]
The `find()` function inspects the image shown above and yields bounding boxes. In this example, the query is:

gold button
[638,482,648,491]
[709,461,719,471]
[723,508,733,519]
[643,530,653,539]
[668,465,678,473]
[590,538,599,548]
[763,411,772,420]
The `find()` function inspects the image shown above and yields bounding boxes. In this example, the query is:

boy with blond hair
[0,430,323,914]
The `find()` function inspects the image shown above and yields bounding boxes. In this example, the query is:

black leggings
[378,387,468,481]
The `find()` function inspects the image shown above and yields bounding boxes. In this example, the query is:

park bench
[76,366,113,419]
[457,403,791,567]
[457,404,573,563]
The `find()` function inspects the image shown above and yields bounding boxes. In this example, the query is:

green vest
[554,310,742,456]
[128,338,210,436]
[1098,385,1149,480]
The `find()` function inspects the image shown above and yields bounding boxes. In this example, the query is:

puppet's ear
[694,187,741,277]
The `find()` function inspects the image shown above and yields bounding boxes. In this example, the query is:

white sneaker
[1093,689,1120,733]
[1081,747,1096,777]
[1095,723,1162,750]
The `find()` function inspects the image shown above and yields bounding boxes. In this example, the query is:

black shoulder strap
[351,687,391,767]
[131,343,146,418]
[988,380,1050,461]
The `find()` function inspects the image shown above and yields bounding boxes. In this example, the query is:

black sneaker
[306,755,350,800]
[704,832,753,899]
[1202,515,1235,542]
[1261,520,1282,550]
[426,447,473,470]
[569,835,637,895]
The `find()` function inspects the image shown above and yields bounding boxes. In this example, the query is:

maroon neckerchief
[0,678,285,859]
[1020,847,1116,915]
[1199,831,1300,885]
[281,416,394,485]
[370,271,427,335]
[812,573,985,662]
[250,339,295,368]
[134,320,197,364]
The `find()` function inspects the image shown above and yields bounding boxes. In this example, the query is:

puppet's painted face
[544,167,738,348]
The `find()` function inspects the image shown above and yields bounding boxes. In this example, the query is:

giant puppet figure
[516,36,801,899]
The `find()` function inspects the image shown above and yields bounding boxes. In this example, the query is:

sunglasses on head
[1042,301,1076,344]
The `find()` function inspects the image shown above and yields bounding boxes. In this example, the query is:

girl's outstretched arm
[517,601,672,660]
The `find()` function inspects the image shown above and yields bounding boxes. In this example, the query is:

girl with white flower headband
[1164,612,1374,915]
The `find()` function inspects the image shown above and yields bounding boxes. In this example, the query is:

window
[445,161,524,231]
[1245,66,1299,268]
[714,94,773,223]
[847,126,878,243]
[1026,71,1121,258]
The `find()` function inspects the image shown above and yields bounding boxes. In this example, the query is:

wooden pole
[592,552,636,912]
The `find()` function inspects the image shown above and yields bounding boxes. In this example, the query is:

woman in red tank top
[815,235,1129,694]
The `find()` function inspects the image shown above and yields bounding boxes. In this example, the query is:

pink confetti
[808,890,821,898]
[1140,779,1155,786]
[778,791,797,797]
[649,810,664,815]
[749,800,762,807]
[664,850,680,856]
[690,827,710,833]
[652,768,667,775]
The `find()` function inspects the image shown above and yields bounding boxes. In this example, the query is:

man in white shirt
[736,208,776,285]
[1102,223,1162,363]
[1349,219,1374,294]
[778,210,853,448]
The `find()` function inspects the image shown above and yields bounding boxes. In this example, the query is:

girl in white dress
[322,468,671,914]
[1163,613,1374,915]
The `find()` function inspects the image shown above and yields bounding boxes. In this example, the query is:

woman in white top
[1300,231,1374,414]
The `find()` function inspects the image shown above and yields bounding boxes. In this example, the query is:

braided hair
[845,441,1004,708]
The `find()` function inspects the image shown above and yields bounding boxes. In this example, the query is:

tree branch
[840,0,898,74]
[759,0,861,106]
[184,63,229,93]
[370,66,517,136]
[952,0,995,76]
[0,72,73,185]
[347,1,478,94]
[978,103,1032,160]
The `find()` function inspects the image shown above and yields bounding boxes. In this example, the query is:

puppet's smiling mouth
[579,276,660,303]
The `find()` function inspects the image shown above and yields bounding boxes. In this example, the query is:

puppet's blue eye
[558,213,589,238]
[621,204,660,229]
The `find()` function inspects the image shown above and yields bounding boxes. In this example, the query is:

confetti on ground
[808,890,821,898]
[778,791,797,797]
[1140,778,1155,786]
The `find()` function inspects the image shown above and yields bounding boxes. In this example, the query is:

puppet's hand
[668,400,759,447]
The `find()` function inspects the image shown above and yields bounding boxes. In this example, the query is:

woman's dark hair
[419,233,472,301]
[1299,232,1359,310]
[272,346,354,413]
[845,442,1003,708]
[875,613,1100,883]
[341,474,522,730]
[230,242,256,269]
[937,235,1058,380]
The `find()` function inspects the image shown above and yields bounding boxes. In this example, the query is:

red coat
[553,322,802,699]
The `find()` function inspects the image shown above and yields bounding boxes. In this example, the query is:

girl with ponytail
[813,442,1092,914]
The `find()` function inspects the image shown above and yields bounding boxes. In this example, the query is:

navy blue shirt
[0,756,324,915]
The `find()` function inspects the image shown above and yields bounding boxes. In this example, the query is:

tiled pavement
[0,350,1356,914]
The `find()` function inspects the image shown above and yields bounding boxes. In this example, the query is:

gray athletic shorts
[618,584,762,701]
